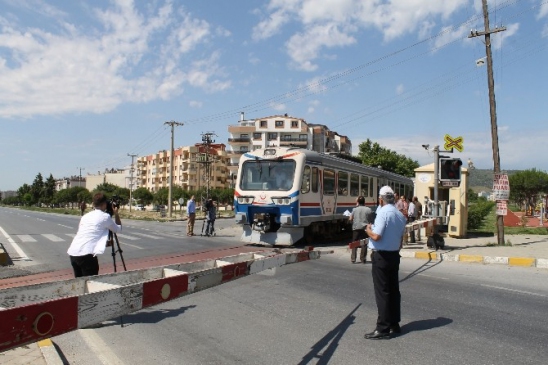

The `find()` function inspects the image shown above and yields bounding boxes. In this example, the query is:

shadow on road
[298,303,361,365]
[109,305,197,327]
[401,317,453,334]
[399,256,445,283]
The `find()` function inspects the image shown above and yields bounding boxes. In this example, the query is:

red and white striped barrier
[405,217,438,234]
[0,249,329,353]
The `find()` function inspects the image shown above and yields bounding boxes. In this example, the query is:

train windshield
[240,160,296,191]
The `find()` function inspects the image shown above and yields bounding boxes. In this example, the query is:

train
[234,147,414,246]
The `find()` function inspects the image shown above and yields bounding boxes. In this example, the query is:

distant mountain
[467,169,521,191]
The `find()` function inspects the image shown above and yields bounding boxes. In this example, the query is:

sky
[1,0,547,191]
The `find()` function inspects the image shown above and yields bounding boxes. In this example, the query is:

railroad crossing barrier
[348,217,438,249]
[0,248,330,353]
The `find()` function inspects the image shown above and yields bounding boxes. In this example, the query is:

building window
[260,120,267,128]
[291,121,298,128]
[299,134,307,141]
[267,133,278,140]
[240,134,248,139]
[275,120,284,128]
[282,135,292,141]
[253,132,262,140]
[253,145,262,150]
[239,146,248,152]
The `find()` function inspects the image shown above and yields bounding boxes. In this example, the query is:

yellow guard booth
[414,163,469,238]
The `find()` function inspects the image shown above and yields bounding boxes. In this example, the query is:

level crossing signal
[439,158,463,185]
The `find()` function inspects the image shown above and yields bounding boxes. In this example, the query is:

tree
[509,169,548,212]
[43,174,57,206]
[17,184,32,204]
[357,139,419,177]
[31,173,44,205]
[133,187,154,205]
[154,187,169,205]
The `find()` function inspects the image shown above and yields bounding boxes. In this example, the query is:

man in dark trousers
[364,186,406,339]
[412,196,423,241]
[349,196,373,263]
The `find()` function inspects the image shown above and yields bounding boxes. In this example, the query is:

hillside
[468,169,520,191]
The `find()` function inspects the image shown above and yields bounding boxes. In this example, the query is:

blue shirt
[368,204,406,251]
[187,199,196,214]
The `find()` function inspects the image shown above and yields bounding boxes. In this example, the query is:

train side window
[323,169,335,195]
[338,171,348,196]
[301,166,311,194]
[312,167,319,193]
[350,174,359,196]
[361,175,369,197]
[369,177,374,197]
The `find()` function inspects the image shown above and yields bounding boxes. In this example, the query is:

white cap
[379,186,394,196]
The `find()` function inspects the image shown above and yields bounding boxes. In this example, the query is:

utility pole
[77,167,85,188]
[197,132,217,201]
[469,0,506,245]
[164,121,184,217]
[127,153,137,212]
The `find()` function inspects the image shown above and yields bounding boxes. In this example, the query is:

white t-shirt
[67,209,122,257]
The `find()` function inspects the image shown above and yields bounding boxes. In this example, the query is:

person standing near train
[349,196,374,264]
[364,186,406,339]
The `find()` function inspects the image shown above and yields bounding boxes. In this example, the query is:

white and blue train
[234,147,414,246]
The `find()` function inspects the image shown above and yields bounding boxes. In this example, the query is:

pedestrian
[364,186,406,339]
[186,195,196,236]
[67,193,122,278]
[80,201,87,216]
[407,197,416,243]
[412,196,422,241]
[349,196,374,264]
[205,199,216,236]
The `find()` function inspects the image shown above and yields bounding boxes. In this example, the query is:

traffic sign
[493,174,510,200]
[444,134,464,152]
[496,201,508,216]
[178,198,185,206]
[441,181,459,187]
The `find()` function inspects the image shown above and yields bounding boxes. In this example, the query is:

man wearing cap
[364,186,407,339]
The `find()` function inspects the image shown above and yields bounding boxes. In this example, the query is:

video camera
[106,195,121,216]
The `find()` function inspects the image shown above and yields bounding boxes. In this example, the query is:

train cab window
[338,171,348,196]
[323,169,335,195]
[350,174,359,196]
[301,166,311,194]
[240,160,296,191]
[361,175,369,197]
[311,167,319,193]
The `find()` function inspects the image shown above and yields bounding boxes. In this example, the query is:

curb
[399,249,547,268]
[336,247,548,269]
[38,339,64,365]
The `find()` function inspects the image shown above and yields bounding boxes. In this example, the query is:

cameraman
[67,192,122,277]
[205,199,216,236]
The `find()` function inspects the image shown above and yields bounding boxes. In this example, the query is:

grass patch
[469,204,548,236]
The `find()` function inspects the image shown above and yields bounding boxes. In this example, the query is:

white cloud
[491,23,519,50]
[396,84,405,95]
[286,23,356,71]
[0,0,231,118]
[539,1,548,19]
[189,100,203,108]
[254,0,470,71]
[270,102,286,111]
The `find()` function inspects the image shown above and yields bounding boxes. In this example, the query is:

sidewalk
[337,234,548,269]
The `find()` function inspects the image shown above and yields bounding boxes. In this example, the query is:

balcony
[228,137,251,143]
[227,150,246,156]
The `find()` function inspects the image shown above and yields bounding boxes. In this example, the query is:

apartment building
[137,144,230,192]
[226,113,352,179]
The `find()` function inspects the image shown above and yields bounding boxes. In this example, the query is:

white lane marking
[17,235,37,242]
[36,218,45,222]
[66,233,76,238]
[115,233,140,241]
[78,328,125,365]
[42,234,64,242]
[480,284,547,298]
[0,225,30,261]
[130,232,161,239]
[58,224,74,229]
[117,241,143,249]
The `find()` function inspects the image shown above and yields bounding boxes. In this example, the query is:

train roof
[242,147,413,183]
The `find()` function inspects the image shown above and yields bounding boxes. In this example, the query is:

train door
[321,168,336,217]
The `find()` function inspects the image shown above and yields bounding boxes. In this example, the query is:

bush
[468,200,495,230]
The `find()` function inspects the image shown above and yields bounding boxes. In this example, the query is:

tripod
[108,231,127,272]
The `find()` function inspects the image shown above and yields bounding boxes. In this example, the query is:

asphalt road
[2,207,548,364]
[50,255,548,365]
[0,207,241,277]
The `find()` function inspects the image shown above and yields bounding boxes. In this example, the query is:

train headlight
[272,197,291,205]
[238,196,253,204]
